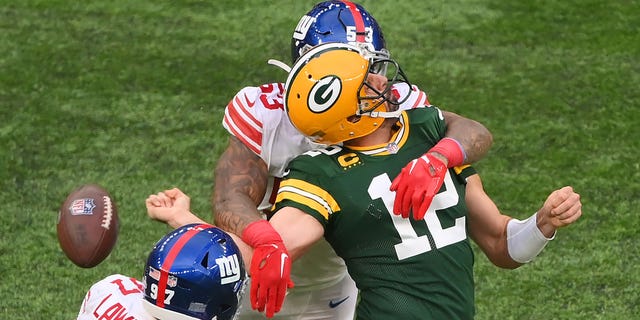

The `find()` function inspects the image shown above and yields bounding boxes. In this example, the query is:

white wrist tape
[506,213,555,263]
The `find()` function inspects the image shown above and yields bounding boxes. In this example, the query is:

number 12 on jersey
[368,171,467,260]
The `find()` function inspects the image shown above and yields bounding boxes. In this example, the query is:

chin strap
[267,59,291,73]
[367,109,403,118]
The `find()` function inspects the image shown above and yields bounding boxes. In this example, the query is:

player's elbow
[479,122,493,149]
[467,119,493,160]
[488,255,524,269]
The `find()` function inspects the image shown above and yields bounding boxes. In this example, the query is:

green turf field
[1,0,638,318]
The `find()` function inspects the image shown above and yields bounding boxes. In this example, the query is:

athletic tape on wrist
[506,213,555,263]
[241,220,283,248]
[428,138,466,167]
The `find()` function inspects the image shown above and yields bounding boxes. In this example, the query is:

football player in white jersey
[77,224,246,320]
[78,275,152,320]
[210,1,493,319]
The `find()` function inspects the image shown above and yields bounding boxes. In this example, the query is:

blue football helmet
[142,224,246,320]
[291,0,389,72]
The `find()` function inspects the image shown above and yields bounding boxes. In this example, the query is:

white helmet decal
[308,75,342,113]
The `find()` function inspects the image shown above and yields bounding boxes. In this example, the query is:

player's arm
[270,206,324,260]
[464,174,519,268]
[214,136,296,317]
[145,185,318,273]
[147,188,207,229]
[247,205,322,317]
[440,111,492,165]
[398,83,492,166]
[466,174,582,269]
[146,187,254,266]
[212,136,268,234]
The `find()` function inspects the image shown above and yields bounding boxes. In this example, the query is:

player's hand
[242,220,294,318]
[146,188,203,228]
[539,186,582,230]
[390,153,447,220]
[250,242,294,317]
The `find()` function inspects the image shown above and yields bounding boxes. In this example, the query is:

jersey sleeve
[272,153,338,229]
[77,274,152,320]
[222,86,265,155]
[453,164,478,184]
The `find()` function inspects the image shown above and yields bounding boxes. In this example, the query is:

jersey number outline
[368,171,466,260]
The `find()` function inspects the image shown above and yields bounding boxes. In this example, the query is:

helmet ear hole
[201,251,210,268]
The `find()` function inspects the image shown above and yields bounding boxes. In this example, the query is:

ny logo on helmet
[216,253,242,285]
[308,75,342,113]
[293,15,314,41]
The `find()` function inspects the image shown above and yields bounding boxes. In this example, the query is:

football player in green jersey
[260,42,582,319]
[145,43,582,319]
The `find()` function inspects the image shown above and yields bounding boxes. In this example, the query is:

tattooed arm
[442,111,493,164]
[213,136,295,314]
[212,136,269,236]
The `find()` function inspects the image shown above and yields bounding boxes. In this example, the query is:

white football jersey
[222,82,429,289]
[77,274,152,320]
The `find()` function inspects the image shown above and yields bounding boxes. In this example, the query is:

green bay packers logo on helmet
[308,75,342,113]
[284,42,411,145]
[284,42,377,145]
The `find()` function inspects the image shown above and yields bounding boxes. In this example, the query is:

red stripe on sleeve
[411,90,427,109]
[224,97,263,152]
[234,95,261,128]
[223,115,261,154]
[229,96,263,136]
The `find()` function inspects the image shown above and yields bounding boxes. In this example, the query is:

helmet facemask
[357,57,411,118]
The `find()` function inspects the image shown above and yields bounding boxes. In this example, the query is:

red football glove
[390,138,465,220]
[390,153,447,220]
[241,220,294,318]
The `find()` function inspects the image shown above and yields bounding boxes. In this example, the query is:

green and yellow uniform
[274,107,476,319]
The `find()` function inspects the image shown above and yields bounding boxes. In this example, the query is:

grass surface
[1,0,638,318]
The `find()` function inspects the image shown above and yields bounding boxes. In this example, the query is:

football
[57,184,119,268]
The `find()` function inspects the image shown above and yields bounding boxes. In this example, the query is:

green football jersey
[274,107,475,319]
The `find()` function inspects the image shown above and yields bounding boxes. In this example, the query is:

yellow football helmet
[284,42,410,145]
